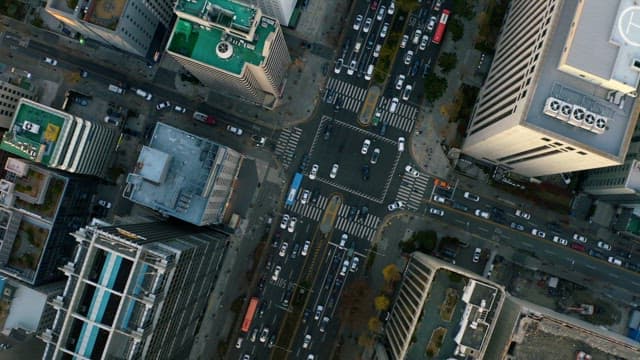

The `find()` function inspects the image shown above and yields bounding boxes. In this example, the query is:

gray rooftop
[526,0,640,158]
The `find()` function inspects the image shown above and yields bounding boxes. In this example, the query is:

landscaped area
[14,168,47,199]
[440,288,459,322]
[14,176,65,220]
[426,327,447,358]
[8,220,49,273]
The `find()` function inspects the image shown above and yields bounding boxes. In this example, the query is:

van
[364,64,374,80]
[108,84,125,94]
[135,89,152,101]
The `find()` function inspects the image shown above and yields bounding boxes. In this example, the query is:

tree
[374,295,391,311]
[382,264,401,283]
[448,17,464,42]
[424,73,448,103]
[339,280,372,327]
[413,231,437,253]
[438,52,458,73]
[368,317,383,333]
[395,0,421,12]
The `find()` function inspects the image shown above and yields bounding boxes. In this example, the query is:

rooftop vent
[632,58,640,72]
[591,117,607,134]
[581,112,596,130]
[216,41,233,59]
[22,121,40,134]
[568,106,585,126]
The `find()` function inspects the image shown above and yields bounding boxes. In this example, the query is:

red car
[570,243,586,252]
[370,0,378,11]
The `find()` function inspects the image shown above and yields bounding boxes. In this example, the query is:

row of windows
[0,109,14,117]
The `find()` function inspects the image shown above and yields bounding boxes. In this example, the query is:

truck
[193,111,216,125]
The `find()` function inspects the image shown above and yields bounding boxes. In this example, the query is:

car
[570,243,586,252]
[334,58,343,74]
[373,44,382,57]
[429,208,444,216]
[98,200,112,208]
[412,29,422,44]
[280,214,290,229]
[135,89,153,101]
[320,316,330,333]
[350,257,360,272]
[515,209,531,220]
[474,209,490,219]
[597,241,611,251]
[370,0,378,10]
[241,354,250,360]
[400,35,409,48]
[300,189,311,204]
[156,100,170,111]
[235,336,244,348]
[268,335,276,348]
[361,139,371,155]
[362,164,370,181]
[463,192,480,202]
[388,1,395,14]
[370,148,381,164]
[531,229,546,238]
[389,97,400,113]
[434,0,442,11]
[404,50,414,65]
[260,328,270,343]
[552,236,568,246]
[427,16,437,31]
[419,34,429,50]
[380,23,389,38]
[405,165,420,177]
[397,136,405,151]
[387,200,405,212]
[473,248,482,263]
[510,222,525,231]
[395,74,406,90]
[272,265,281,281]
[573,233,587,243]
[173,105,187,113]
[303,334,312,349]
[379,121,388,135]
[340,259,350,276]
[330,163,339,179]
[402,85,413,101]
[608,256,622,266]
[339,233,348,248]
[287,217,297,233]
[363,17,372,33]
[226,125,243,136]
[315,305,324,320]
[560,173,571,185]
[44,57,58,66]
[307,355,315,360]
[309,164,319,180]
[347,60,357,75]
[279,243,288,257]
[433,195,446,203]
[302,240,310,256]
[353,15,363,30]
[250,328,259,342]
[377,6,386,20]
[291,243,299,259]
[347,207,357,220]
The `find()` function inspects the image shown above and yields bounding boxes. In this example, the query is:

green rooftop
[0,100,68,167]
[176,0,257,30]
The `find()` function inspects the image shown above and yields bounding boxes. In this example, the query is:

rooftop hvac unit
[22,121,40,134]
[568,105,586,126]
[543,97,562,117]
[581,112,596,130]
[558,102,573,121]
[591,117,607,134]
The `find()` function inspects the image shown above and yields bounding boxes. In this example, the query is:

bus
[432,9,450,45]
[285,172,304,206]
[241,297,260,333]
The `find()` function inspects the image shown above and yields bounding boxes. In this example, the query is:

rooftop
[170,0,276,75]
[0,100,68,167]
[525,0,639,158]
[47,0,127,30]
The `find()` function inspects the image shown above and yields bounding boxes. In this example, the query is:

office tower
[252,0,295,26]
[0,99,119,177]
[169,0,291,109]
[45,0,176,59]
[463,0,640,177]
[0,68,38,129]
[0,158,96,285]
[41,221,228,359]
[123,122,242,226]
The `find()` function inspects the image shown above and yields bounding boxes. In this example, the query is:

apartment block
[0,67,38,129]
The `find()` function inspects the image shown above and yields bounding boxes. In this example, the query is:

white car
[301,240,311,256]
[474,209,490,219]
[330,163,339,179]
[433,195,446,203]
[405,165,419,177]
[173,105,187,113]
[390,97,399,113]
[387,200,405,212]
[397,136,405,151]
[400,34,409,48]
[340,259,350,276]
[361,139,371,155]
[347,60,357,75]
[370,148,381,164]
[334,58,343,74]
[259,328,269,343]
[597,241,611,251]
[287,217,297,233]
[515,209,531,220]
[350,257,360,272]
[353,15,363,30]
[279,243,288,257]
[156,100,171,111]
[339,233,348,248]
[309,164,319,180]
[552,236,568,246]
[402,85,412,101]
[419,34,429,50]
[300,189,310,204]
[373,44,382,57]
[280,214,290,229]
[608,257,622,266]
[427,16,437,31]
[388,2,395,15]
[429,208,444,216]
[44,57,58,66]
[302,334,312,349]
[463,192,480,202]
[363,17,372,33]
[404,50,414,65]
[272,265,281,280]
[226,125,243,136]
[395,74,406,90]
[573,233,587,243]
[531,229,546,238]
[377,6,386,21]
[98,199,112,208]
[473,248,482,263]
[412,29,422,44]
[380,23,389,38]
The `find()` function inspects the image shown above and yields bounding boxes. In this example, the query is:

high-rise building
[250,0,295,26]
[463,0,640,177]
[169,0,291,109]
[0,99,119,177]
[0,68,38,129]
[0,158,96,285]
[123,122,242,226]
[41,220,228,360]
[45,0,176,59]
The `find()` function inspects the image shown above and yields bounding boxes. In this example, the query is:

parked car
[272,265,281,280]
[387,200,405,212]
[380,23,389,38]
[531,229,546,238]
[334,58,343,74]
[98,200,112,208]
[395,74,406,90]
[429,208,444,216]
[510,222,524,231]
[573,233,587,243]
[173,105,187,113]
[330,163,339,179]
[260,328,270,343]
[280,214,290,229]
[474,209,490,219]
[302,334,312,349]
[397,136,405,151]
[404,50,414,65]
[473,248,482,263]
[433,195,446,203]
[608,256,622,266]
[301,240,311,256]
[44,57,58,66]
[350,257,360,272]
[371,148,381,164]
[309,164,319,180]
[515,209,531,219]
[279,243,288,257]
[353,15,363,30]
[300,189,311,204]
[570,243,586,252]
[419,34,429,50]
[226,125,243,136]
[402,85,413,101]
[156,100,171,111]
[405,165,419,177]
[597,241,611,251]
[287,217,297,233]
[400,35,409,48]
[363,17,372,33]
[552,236,568,246]
[361,139,371,155]
[463,192,480,202]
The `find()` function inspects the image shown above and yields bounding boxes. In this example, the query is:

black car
[348,207,358,220]
[362,164,370,181]
[452,202,468,212]
[302,308,311,323]
[324,123,333,140]
[614,248,632,259]
[282,288,293,306]
[310,188,320,203]
[298,153,310,172]
[588,249,606,260]
[257,277,266,292]
[626,262,640,272]
[360,206,369,219]
[379,121,388,136]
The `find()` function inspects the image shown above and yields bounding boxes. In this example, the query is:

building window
[541,137,551,142]
[577,151,587,155]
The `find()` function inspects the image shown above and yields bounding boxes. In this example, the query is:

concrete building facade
[463,0,640,177]
[168,0,291,109]
[40,221,228,360]
[0,68,38,129]
[251,0,295,27]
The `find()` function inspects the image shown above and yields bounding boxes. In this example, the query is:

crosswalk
[335,204,381,242]
[285,195,330,222]
[377,97,418,132]
[325,78,367,113]
[274,127,303,169]
[271,278,288,289]
[395,173,430,211]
